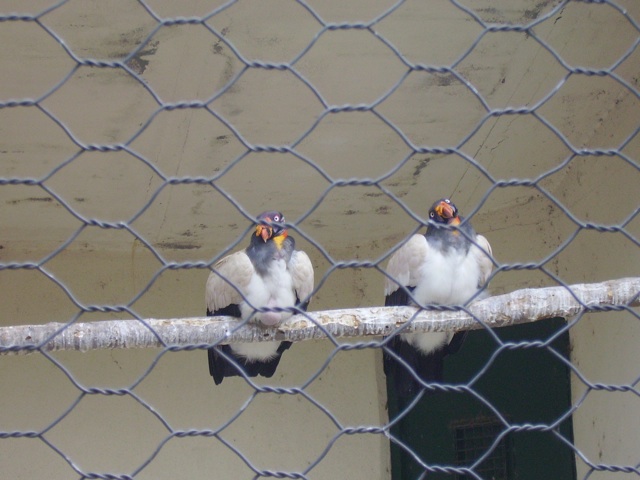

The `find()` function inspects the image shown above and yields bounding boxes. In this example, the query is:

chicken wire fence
[1,0,639,479]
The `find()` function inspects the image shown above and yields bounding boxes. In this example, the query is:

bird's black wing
[207,304,244,385]
[384,286,426,398]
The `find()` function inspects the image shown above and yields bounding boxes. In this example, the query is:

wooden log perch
[1,277,638,355]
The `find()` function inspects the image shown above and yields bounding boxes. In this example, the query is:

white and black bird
[206,211,314,385]
[383,198,493,398]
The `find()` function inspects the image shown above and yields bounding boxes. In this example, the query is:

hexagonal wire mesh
[0,0,639,479]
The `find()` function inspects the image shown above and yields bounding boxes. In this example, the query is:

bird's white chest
[241,259,296,326]
[402,247,481,353]
[413,247,481,306]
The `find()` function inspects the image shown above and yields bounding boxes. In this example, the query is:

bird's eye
[273,214,280,222]
[444,199,451,204]
[429,212,435,218]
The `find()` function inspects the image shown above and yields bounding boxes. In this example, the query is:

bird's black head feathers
[247,210,294,274]
[425,198,474,249]
[254,211,287,241]
[428,198,459,225]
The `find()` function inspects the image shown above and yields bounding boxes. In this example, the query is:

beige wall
[1,1,639,479]
[1,250,390,479]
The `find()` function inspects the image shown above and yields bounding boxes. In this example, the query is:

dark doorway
[386,317,576,480]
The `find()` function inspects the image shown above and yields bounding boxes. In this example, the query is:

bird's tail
[383,332,466,399]
[208,342,292,385]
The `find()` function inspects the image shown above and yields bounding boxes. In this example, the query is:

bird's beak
[435,201,455,219]
[256,224,273,242]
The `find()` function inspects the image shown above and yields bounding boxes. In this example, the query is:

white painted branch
[1,277,638,355]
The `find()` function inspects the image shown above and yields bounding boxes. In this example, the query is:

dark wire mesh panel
[454,418,511,480]
[1,1,639,479]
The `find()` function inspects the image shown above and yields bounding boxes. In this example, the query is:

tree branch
[1,277,638,355]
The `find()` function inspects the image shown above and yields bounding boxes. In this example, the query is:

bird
[206,211,314,385]
[383,198,493,398]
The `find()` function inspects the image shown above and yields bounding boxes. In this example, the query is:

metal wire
[1,0,639,479]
